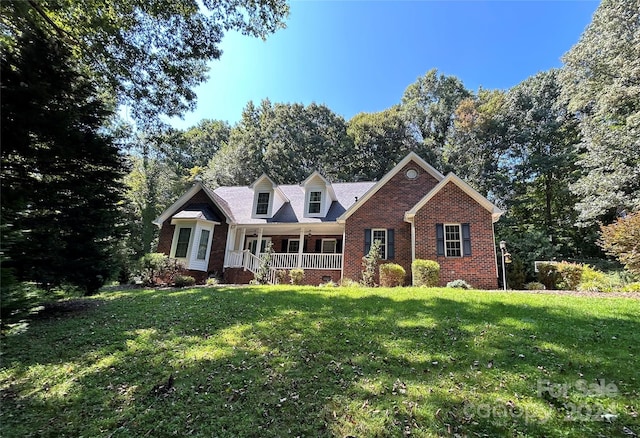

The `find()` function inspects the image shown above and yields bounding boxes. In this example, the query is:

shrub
[174,275,196,288]
[379,263,406,287]
[622,282,640,292]
[525,282,546,290]
[361,239,382,287]
[446,279,472,289]
[537,262,559,290]
[577,265,612,292]
[137,253,185,286]
[289,269,304,285]
[205,277,219,286]
[506,257,526,290]
[275,270,288,285]
[253,241,273,285]
[556,262,584,290]
[412,259,440,287]
[599,211,640,275]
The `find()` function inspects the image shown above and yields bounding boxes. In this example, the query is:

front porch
[221,224,345,283]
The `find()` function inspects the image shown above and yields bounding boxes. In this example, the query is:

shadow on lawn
[1,287,639,437]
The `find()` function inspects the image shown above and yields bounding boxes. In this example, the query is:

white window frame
[170,221,215,271]
[308,191,322,214]
[371,228,387,259]
[255,192,270,216]
[444,223,462,258]
[321,238,337,254]
[287,239,300,253]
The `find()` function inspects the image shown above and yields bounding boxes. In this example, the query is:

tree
[1,26,126,294]
[400,69,471,169]
[1,0,289,122]
[560,0,640,225]
[204,100,351,186]
[444,89,510,198]
[599,211,640,276]
[346,106,418,181]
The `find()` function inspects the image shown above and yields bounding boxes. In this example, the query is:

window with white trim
[445,224,462,257]
[321,239,337,254]
[174,228,192,258]
[196,229,210,260]
[256,192,270,215]
[372,228,387,259]
[308,191,322,214]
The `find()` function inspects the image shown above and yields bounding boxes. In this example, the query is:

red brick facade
[157,156,500,288]
[413,183,498,289]
[157,189,229,283]
[343,163,440,283]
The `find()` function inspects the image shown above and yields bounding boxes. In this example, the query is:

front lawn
[1,286,638,437]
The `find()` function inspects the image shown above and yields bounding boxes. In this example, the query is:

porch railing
[225,250,342,272]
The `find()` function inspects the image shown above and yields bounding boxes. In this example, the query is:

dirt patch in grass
[33,298,104,319]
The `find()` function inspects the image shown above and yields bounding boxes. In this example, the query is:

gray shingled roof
[213,182,375,224]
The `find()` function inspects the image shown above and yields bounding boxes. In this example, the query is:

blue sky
[168,0,599,130]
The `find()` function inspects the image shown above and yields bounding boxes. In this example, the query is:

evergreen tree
[1,26,126,294]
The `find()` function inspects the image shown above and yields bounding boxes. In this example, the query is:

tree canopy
[1,0,289,123]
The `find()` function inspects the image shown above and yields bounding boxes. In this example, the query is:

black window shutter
[315,239,321,253]
[462,223,471,256]
[336,239,343,253]
[281,239,288,253]
[436,223,445,256]
[387,229,395,259]
[303,239,308,252]
[364,228,371,254]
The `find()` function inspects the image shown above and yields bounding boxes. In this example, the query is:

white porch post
[297,227,305,268]
[256,228,264,255]
[224,225,236,266]
[411,221,416,263]
[341,229,346,280]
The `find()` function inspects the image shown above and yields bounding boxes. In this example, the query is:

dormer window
[309,191,322,214]
[256,192,270,215]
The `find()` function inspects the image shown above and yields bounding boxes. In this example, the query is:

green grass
[1,286,639,437]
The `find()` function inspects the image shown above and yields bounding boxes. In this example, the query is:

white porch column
[224,225,236,267]
[297,227,305,267]
[256,227,264,255]
[411,221,416,262]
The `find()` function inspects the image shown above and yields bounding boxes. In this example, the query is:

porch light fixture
[499,240,511,291]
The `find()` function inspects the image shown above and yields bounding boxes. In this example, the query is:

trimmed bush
[174,275,196,288]
[275,270,288,285]
[340,278,361,288]
[525,282,546,290]
[556,262,584,290]
[577,265,611,292]
[379,263,406,287]
[289,269,304,285]
[412,259,440,287]
[622,282,640,292]
[446,279,472,289]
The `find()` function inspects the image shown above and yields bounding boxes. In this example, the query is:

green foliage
[275,270,288,285]
[361,239,382,287]
[173,275,196,288]
[560,0,640,224]
[378,263,406,287]
[538,261,584,290]
[577,265,613,293]
[339,278,361,288]
[622,282,640,292]
[253,241,273,285]
[446,279,472,290]
[0,280,46,322]
[411,259,440,287]
[525,282,546,291]
[506,256,526,290]
[0,0,289,123]
[205,277,219,287]
[1,25,126,295]
[599,211,640,275]
[289,269,305,285]
[137,253,185,286]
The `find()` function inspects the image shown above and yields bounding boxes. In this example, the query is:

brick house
[153,152,503,288]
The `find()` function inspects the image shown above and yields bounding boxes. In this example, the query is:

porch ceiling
[237,223,344,236]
